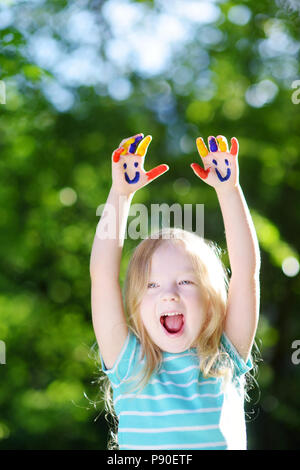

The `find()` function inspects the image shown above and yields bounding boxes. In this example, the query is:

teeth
[161,312,183,317]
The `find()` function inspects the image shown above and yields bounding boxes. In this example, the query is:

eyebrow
[149,270,196,278]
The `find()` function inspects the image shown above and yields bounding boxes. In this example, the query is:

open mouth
[160,312,185,337]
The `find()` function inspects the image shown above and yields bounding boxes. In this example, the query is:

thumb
[146,164,169,182]
[190,163,210,180]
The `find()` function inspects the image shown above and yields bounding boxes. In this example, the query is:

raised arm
[90,134,169,369]
[191,135,260,361]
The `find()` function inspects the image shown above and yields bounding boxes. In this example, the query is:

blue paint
[209,138,218,152]
[125,171,140,184]
[215,168,231,182]
[123,163,127,169]
[211,158,231,182]
[134,161,138,167]
[129,135,144,153]
[129,143,136,153]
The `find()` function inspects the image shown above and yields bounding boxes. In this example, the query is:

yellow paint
[217,136,228,152]
[136,135,152,157]
[196,138,209,157]
[120,137,135,155]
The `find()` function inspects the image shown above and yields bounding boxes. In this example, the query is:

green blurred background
[0,0,299,450]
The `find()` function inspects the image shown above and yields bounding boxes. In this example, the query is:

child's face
[139,242,205,353]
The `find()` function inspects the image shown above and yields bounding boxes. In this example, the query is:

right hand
[191,135,239,192]
[111,134,169,196]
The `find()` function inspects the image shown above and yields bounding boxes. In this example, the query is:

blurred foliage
[0,0,299,450]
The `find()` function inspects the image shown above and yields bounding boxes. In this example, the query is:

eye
[134,161,138,168]
[147,282,158,289]
[179,280,193,285]
[212,159,217,165]
[123,163,127,169]
[225,159,229,165]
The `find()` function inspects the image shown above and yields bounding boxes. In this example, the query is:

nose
[161,289,180,302]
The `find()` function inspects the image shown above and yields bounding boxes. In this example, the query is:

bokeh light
[282,257,300,277]
[59,187,77,206]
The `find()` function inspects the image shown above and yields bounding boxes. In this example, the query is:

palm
[191,135,239,189]
[111,134,169,196]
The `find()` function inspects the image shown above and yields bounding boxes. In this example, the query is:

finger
[119,133,143,147]
[129,134,144,154]
[190,163,210,180]
[119,134,144,155]
[112,146,125,163]
[208,136,218,152]
[146,164,169,182]
[196,137,209,158]
[136,135,152,157]
[230,137,239,157]
[216,135,229,153]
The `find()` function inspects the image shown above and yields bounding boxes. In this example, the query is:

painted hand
[191,135,239,190]
[111,134,169,196]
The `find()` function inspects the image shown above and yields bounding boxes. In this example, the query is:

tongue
[164,314,183,333]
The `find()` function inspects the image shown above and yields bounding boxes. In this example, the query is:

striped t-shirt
[100,331,252,450]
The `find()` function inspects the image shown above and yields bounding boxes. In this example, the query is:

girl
[90,133,260,450]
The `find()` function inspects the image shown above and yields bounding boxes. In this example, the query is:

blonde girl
[90,133,260,450]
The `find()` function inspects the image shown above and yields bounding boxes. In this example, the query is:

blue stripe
[119,426,227,448]
[100,331,250,450]
[119,408,222,427]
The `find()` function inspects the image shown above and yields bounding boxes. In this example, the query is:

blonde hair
[99,227,239,449]
[125,227,231,389]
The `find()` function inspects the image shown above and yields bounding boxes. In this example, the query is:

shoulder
[100,331,141,385]
[220,332,253,379]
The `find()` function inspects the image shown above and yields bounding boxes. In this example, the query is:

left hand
[191,135,239,190]
[111,133,169,196]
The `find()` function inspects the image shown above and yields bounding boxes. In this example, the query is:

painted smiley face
[212,158,231,182]
[123,161,140,184]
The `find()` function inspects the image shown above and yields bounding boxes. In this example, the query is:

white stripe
[119,425,219,433]
[149,378,218,387]
[118,407,222,418]
[158,364,199,375]
[111,368,217,389]
[163,352,198,362]
[121,441,227,450]
[114,364,206,389]
[115,391,223,405]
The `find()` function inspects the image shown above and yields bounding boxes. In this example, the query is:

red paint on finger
[146,164,169,181]
[230,138,239,157]
[191,163,210,179]
[112,147,124,162]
